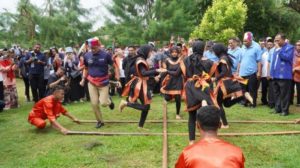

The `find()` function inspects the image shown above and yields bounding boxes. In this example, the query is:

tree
[244,0,300,42]
[0,0,93,48]
[190,0,247,43]
[102,0,209,46]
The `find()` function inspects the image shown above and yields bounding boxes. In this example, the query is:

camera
[31,52,38,62]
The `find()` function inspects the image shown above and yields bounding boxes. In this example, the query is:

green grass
[1,79,300,167]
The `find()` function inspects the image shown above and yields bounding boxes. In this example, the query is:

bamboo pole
[79,120,297,124]
[66,130,300,137]
[162,102,168,168]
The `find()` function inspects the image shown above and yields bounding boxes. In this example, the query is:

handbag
[70,70,81,78]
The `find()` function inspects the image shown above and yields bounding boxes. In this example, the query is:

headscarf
[192,40,205,56]
[212,43,233,67]
[137,45,152,60]
[169,46,180,54]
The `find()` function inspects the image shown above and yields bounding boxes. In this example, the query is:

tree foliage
[190,0,247,43]
[99,0,210,46]
[0,0,92,48]
[1,0,300,48]
[244,0,300,42]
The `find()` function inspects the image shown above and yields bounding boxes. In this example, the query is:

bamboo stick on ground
[66,131,300,137]
[79,120,297,124]
[162,102,168,168]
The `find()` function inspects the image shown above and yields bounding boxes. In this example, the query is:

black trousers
[217,90,228,126]
[164,94,181,115]
[296,82,300,105]
[291,81,300,105]
[29,74,45,102]
[22,76,30,100]
[127,90,150,127]
[188,110,197,141]
[273,79,292,114]
[290,81,296,104]
[117,78,126,96]
[268,79,275,107]
[261,77,269,104]
[241,73,258,107]
[0,81,3,111]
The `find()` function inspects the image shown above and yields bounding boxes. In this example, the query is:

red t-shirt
[175,138,245,168]
[29,95,67,122]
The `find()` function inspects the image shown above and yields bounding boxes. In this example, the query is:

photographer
[46,67,69,103]
[25,43,46,102]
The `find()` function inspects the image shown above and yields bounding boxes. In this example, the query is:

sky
[0,0,114,30]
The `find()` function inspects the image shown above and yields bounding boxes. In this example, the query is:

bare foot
[189,140,195,145]
[244,92,253,105]
[137,127,149,131]
[119,100,127,112]
[295,119,300,124]
[176,115,182,120]
[221,125,230,129]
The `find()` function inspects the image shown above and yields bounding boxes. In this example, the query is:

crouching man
[28,85,80,134]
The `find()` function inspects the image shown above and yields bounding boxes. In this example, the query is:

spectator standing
[238,32,262,108]
[0,49,18,109]
[270,33,294,116]
[25,44,46,102]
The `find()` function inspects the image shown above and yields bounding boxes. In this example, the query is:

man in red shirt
[28,86,80,134]
[175,106,245,168]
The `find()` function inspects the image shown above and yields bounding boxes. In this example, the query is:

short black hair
[229,37,240,43]
[196,106,221,131]
[276,33,286,40]
[52,85,65,92]
[128,45,136,49]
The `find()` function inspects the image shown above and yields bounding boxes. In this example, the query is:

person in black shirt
[25,44,46,102]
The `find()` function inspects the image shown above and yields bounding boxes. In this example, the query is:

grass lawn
[1,79,300,167]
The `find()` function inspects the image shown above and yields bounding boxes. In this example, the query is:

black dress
[182,56,218,111]
[161,58,184,95]
[214,56,245,102]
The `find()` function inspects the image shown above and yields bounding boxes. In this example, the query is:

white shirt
[261,51,269,77]
[118,58,125,78]
[0,72,3,82]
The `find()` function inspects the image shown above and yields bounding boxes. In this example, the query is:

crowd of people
[1,31,300,167]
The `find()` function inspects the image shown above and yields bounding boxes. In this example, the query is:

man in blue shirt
[238,32,262,108]
[228,37,243,74]
[25,43,46,102]
[270,33,294,116]
[80,38,115,128]
[204,41,219,62]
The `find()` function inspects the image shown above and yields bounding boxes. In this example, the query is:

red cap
[90,39,100,47]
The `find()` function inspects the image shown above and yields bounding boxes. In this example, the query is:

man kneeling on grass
[28,85,80,134]
[175,106,245,168]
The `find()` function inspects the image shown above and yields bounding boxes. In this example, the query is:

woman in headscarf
[0,49,18,109]
[63,47,83,103]
[160,46,184,119]
[119,45,166,129]
[212,43,253,128]
[180,40,219,145]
